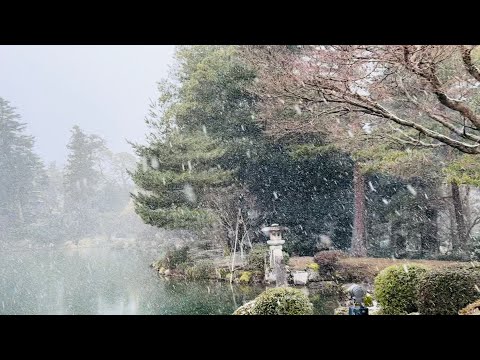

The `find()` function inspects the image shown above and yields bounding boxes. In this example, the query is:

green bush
[250,287,313,315]
[184,260,216,280]
[283,232,316,256]
[364,293,374,307]
[158,245,191,270]
[374,264,427,315]
[238,271,253,284]
[416,266,480,315]
[247,244,268,272]
[313,250,344,274]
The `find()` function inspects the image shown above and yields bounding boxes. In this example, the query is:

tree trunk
[350,163,367,257]
[451,181,466,251]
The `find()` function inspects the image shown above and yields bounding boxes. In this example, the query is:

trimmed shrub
[459,299,480,315]
[306,263,320,271]
[313,250,344,274]
[416,266,480,315]
[374,264,428,315]
[247,244,268,272]
[238,271,253,284]
[250,287,313,315]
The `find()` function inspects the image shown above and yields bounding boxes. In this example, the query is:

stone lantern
[261,223,288,285]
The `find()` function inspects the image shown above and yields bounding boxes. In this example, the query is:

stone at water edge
[293,271,309,285]
[164,269,171,276]
[233,300,256,315]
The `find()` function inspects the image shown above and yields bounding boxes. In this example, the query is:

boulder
[293,271,309,285]
[233,300,256,315]
[164,269,171,276]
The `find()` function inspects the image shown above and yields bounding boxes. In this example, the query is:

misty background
[0,45,175,165]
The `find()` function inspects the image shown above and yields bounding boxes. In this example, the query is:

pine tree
[0,97,47,241]
[63,125,106,241]
[131,130,233,230]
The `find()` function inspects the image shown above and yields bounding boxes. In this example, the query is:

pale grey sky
[0,45,176,165]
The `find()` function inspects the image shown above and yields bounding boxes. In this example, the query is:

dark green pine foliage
[130,130,233,230]
[0,97,47,241]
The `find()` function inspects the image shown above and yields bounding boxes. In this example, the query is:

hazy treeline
[0,97,150,247]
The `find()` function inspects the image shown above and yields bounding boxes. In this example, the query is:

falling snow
[406,184,417,196]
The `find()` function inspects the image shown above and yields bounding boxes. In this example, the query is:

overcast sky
[0,45,176,165]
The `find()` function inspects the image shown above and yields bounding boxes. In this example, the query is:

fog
[0,45,175,164]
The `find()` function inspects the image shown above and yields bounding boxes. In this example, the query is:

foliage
[364,293,374,307]
[306,263,320,271]
[374,264,428,315]
[283,232,317,256]
[63,125,108,240]
[184,260,216,280]
[313,250,344,274]
[0,98,47,242]
[238,271,253,284]
[246,244,268,272]
[444,155,480,187]
[158,245,191,270]
[131,131,232,231]
[416,266,480,315]
[250,287,313,315]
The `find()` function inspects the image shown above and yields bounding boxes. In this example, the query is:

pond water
[0,247,339,315]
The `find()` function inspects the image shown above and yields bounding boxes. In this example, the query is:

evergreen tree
[0,97,46,242]
[63,125,106,241]
[132,46,355,253]
[131,130,233,230]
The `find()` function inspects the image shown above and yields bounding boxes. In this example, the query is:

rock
[334,306,349,315]
[233,300,256,315]
[307,268,321,282]
[164,269,171,276]
[158,267,166,275]
[293,271,309,285]
[265,271,276,283]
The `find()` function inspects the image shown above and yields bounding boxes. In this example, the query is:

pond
[0,247,339,315]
